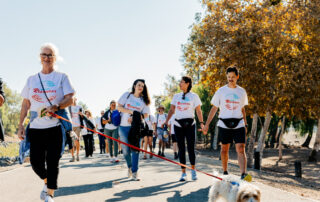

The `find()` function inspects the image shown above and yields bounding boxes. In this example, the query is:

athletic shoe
[179,173,187,181]
[128,168,132,178]
[131,172,140,181]
[76,155,80,161]
[241,173,252,182]
[191,169,197,180]
[223,171,229,175]
[69,156,75,162]
[40,184,47,200]
[158,151,161,156]
[45,195,54,202]
[114,157,119,163]
[110,157,115,163]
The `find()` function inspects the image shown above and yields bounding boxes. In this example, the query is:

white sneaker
[45,195,54,202]
[131,172,140,181]
[128,168,132,178]
[40,184,47,200]
[110,157,115,163]
[114,157,119,163]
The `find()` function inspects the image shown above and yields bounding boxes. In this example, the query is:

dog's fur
[208,174,261,202]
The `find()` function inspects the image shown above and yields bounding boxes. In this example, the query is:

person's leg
[88,134,94,156]
[131,140,141,173]
[113,129,119,158]
[98,134,103,154]
[186,125,196,166]
[74,127,81,157]
[175,126,186,172]
[100,129,106,153]
[148,136,153,154]
[221,144,230,173]
[234,127,247,175]
[83,135,89,157]
[153,135,156,150]
[143,136,148,158]
[119,126,132,168]
[29,128,47,181]
[106,129,114,158]
[46,126,63,196]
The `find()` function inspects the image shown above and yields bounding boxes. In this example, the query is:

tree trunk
[247,113,258,168]
[308,119,320,162]
[278,116,286,160]
[256,111,272,168]
[301,132,313,148]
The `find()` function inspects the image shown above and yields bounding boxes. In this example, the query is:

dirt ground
[197,145,320,201]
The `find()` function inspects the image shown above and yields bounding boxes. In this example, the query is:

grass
[0,143,19,158]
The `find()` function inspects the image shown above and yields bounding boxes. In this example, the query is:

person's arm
[164,105,175,126]
[117,104,133,114]
[203,105,218,135]
[45,93,75,114]
[17,99,31,140]
[241,107,247,133]
[195,105,204,131]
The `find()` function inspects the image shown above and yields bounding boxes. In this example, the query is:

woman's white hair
[40,42,63,62]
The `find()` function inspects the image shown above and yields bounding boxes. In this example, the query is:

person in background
[142,114,156,159]
[117,79,150,181]
[155,105,168,157]
[80,110,95,158]
[0,78,5,142]
[17,43,75,202]
[69,98,82,162]
[103,100,119,163]
[96,110,106,154]
[164,76,204,181]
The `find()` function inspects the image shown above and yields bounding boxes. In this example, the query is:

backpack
[111,110,121,126]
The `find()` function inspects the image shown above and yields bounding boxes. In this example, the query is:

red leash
[53,113,223,181]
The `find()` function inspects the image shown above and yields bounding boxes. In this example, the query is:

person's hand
[17,125,25,140]
[199,123,204,131]
[108,118,112,123]
[45,105,58,116]
[128,117,132,124]
[202,124,209,135]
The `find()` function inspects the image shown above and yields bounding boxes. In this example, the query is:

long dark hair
[181,76,192,100]
[130,79,151,105]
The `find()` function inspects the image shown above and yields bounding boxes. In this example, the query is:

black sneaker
[158,151,161,156]
[223,171,229,175]
[162,152,165,157]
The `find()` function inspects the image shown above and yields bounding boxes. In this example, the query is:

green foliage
[0,83,22,136]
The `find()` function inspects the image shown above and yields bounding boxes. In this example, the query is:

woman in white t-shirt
[164,76,204,182]
[80,110,96,158]
[17,43,75,202]
[117,79,151,181]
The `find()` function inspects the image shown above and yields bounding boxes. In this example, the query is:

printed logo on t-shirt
[31,80,57,103]
[177,96,191,111]
[126,103,142,111]
[225,93,240,110]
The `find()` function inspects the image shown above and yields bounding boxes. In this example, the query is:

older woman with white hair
[17,43,75,202]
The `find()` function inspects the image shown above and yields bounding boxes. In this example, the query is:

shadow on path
[167,187,210,202]
[106,181,188,202]
[55,177,128,197]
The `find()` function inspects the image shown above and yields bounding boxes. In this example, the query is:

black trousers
[83,134,94,157]
[98,129,106,153]
[174,124,196,169]
[65,131,73,150]
[29,126,62,190]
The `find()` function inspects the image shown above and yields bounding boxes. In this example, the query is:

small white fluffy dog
[208,173,261,202]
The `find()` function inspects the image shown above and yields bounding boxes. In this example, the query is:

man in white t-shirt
[69,98,83,162]
[154,105,168,157]
[203,66,250,181]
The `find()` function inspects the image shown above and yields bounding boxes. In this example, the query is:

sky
[0,0,203,116]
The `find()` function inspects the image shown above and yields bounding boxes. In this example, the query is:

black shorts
[144,130,153,137]
[171,134,177,143]
[218,127,246,144]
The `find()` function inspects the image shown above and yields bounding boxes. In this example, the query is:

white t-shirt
[169,115,175,134]
[171,92,202,121]
[21,71,75,129]
[70,105,82,127]
[211,85,248,129]
[145,115,155,131]
[118,92,150,127]
[156,113,167,128]
[95,116,103,130]
[83,117,95,135]
[103,110,118,130]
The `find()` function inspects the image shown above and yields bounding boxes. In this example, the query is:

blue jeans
[119,126,140,173]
